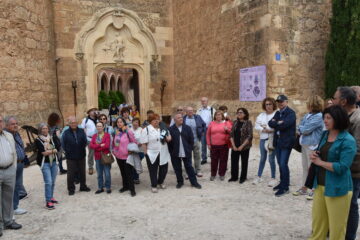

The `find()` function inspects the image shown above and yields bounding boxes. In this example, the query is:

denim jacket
[313,130,357,197]
[298,112,324,146]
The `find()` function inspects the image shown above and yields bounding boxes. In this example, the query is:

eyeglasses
[177,109,183,111]
[100,118,107,120]
[265,103,273,106]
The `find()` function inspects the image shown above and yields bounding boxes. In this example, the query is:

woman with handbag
[89,122,112,194]
[308,105,356,240]
[112,117,137,197]
[293,95,324,200]
[35,123,61,210]
[228,108,253,184]
[253,97,277,187]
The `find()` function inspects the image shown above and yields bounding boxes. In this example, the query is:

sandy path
[2,148,349,240]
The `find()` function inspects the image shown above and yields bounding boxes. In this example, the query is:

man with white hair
[0,115,22,237]
[197,97,215,165]
[4,116,27,215]
[351,86,360,107]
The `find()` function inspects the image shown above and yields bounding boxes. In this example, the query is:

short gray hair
[37,122,49,135]
[351,86,360,96]
[4,116,17,126]
[337,87,357,105]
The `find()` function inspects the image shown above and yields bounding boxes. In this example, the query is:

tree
[325,0,360,97]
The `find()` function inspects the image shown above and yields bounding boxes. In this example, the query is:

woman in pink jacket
[207,110,232,181]
[89,122,111,194]
[112,117,137,197]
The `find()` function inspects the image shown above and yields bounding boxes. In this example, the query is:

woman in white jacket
[253,97,277,187]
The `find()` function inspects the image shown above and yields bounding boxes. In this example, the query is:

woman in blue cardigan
[309,105,356,240]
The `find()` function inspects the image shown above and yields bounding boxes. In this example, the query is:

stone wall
[172,0,331,122]
[53,0,174,120]
[0,0,58,126]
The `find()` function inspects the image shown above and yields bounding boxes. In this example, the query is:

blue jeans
[13,162,24,210]
[95,160,111,190]
[346,178,360,240]
[41,162,58,202]
[201,128,208,161]
[257,139,276,178]
[275,147,292,190]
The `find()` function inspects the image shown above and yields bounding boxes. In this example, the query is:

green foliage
[325,0,360,97]
[98,91,125,109]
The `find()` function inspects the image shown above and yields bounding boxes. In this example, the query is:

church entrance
[97,68,140,109]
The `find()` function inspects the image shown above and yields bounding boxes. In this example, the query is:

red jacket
[89,133,111,160]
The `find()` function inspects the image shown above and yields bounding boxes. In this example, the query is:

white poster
[239,65,267,101]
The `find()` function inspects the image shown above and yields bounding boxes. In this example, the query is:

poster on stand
[239,65,266,102]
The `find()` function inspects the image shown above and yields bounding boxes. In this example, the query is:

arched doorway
[117,76,122,92]
[100,74,108,92]
[129,69,140,109]
[74,7,159,119]
[110,75,116,91]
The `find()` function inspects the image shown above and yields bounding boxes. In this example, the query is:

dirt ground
[3,148,355,240]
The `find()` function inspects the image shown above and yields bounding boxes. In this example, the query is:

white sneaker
[14,208,27,215]
[268,179,278,187]
[252,177,263,185]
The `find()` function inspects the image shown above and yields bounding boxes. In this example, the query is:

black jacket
[168,124,194,159]
[268,106,296,149]
[61,127,87,160]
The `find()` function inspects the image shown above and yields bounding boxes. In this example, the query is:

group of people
[0,85,360,239]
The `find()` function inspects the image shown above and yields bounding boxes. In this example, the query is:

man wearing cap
[268,95,296,197]
[81,108,98,175]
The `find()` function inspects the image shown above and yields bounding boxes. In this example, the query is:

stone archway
[74,7,159,118]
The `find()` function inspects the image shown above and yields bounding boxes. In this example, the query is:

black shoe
[0,232,2,237]
[275,188,289,197]
[192,183,202,189]
[239,179,246,184]
[228,178,238,182]
[201,160,207,165]
[68,191,75,196]
[19,194,28,200]
[60,170,68,175]
[79,186,91,192]
[5,222,22,230]
[106,189,112,194]
[95,189,104,194]
[119,188,129,193]
[273,184,281,191]
[176,183,184,189]
[131,191,136,197]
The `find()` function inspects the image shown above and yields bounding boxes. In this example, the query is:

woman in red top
[206,111,232,181]
[89,122,111,194]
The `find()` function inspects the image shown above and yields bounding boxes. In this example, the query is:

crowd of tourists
[0,86,359,239]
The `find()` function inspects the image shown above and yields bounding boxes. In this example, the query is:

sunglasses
[100,118,107,120]
[237,112,244,114]
[177,109,183,111]
[265,103,273,106]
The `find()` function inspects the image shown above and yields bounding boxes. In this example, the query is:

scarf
[96,132,104,144]
[39,134,55,164]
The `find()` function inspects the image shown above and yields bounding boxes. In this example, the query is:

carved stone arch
[73,7,159,118]
[109,74,116,91]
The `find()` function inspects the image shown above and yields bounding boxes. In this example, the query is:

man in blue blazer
[268,95,296,197]
[168,113,202,189]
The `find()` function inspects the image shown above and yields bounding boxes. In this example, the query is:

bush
[325,0,360,97]
[98,91,125,110]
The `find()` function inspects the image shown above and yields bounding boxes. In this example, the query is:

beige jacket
[349,108,360,178]
[2,131,17,168]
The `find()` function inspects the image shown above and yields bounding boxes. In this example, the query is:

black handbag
[293,134,302,153]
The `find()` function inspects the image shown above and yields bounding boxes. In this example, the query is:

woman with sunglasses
[98,114,114,136]
[253,97,277,187]
[228,108,253,184]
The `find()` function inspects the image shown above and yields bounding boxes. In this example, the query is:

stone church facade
[0,0,331,125]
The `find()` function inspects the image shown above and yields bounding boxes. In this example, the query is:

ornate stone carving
[102,35,126,63]
[75,52,84,60]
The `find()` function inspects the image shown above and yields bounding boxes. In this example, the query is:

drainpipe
[55,57,65,127]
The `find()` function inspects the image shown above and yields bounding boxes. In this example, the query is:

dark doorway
[130,69,140,109]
